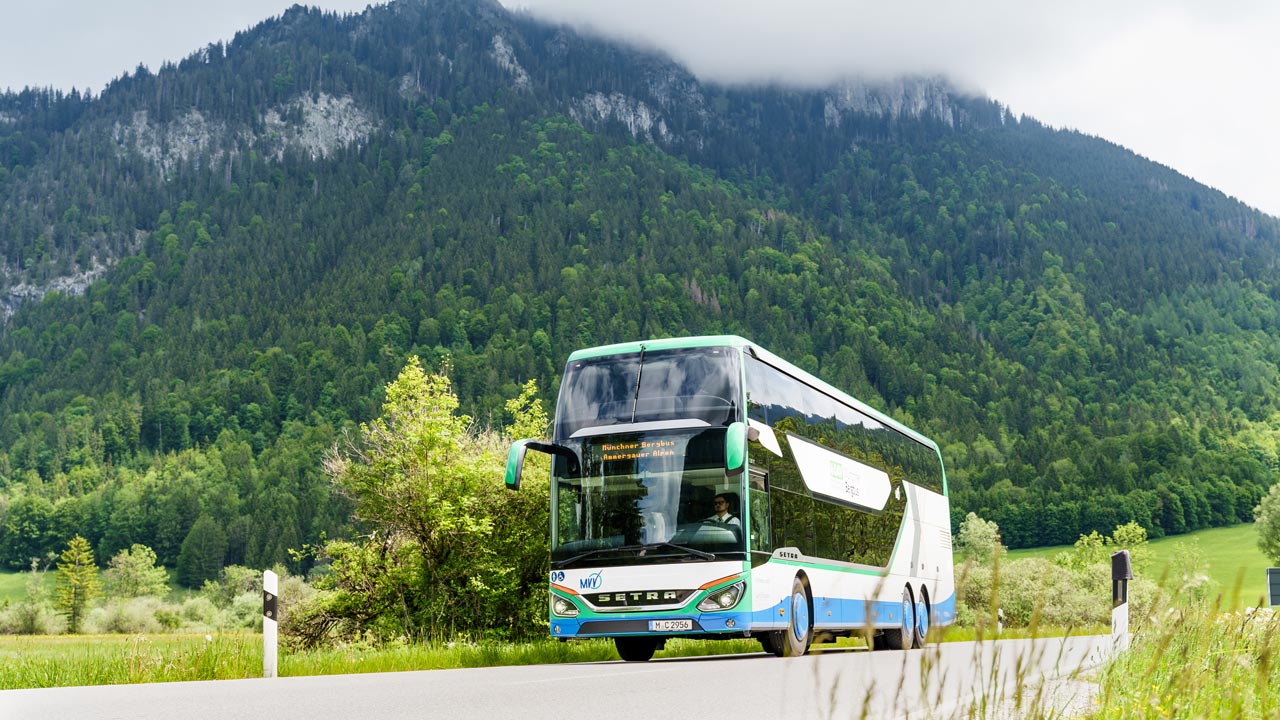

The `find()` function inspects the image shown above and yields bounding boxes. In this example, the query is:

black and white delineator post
[1111,550,1133,653]
[264,569,278,678]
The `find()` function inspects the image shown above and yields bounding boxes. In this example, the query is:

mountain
[1,0,1278,572]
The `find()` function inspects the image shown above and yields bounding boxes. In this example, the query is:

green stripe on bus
[567,335,750,361]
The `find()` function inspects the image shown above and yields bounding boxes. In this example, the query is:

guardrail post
[1111,550,1132,653]
[264,569,278,678]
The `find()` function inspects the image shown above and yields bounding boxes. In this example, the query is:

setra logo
[579,571,604,590]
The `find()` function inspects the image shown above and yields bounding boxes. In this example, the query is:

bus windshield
[555,346,740,440]
[551,427,746,567]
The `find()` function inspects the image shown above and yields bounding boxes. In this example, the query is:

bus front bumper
[551,610,753,638]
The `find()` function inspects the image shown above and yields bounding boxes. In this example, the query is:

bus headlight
[552,596,579,618]
[697,581,745,612]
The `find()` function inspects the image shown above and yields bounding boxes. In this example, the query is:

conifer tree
[177,515,228,588]
[55,536,101,634]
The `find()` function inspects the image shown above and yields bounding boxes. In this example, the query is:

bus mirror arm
[505,439,581,491]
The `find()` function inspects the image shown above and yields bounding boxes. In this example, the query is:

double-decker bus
[505,336,954,661]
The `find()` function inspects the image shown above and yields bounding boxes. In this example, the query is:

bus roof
[564,335,940,453]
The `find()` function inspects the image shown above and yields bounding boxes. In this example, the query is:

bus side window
[747,467,770,550]
[749,487,771,552]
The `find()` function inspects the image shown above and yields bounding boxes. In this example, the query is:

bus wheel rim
[916,601,928,638]
[901,597,912,637]
[792,592,809,640]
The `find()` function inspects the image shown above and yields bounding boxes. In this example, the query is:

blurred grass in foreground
[1089,602,1280,719]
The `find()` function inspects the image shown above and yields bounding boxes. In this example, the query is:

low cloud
[503,0,1280,217]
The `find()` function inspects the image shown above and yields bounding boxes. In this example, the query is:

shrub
[0,601,65,635]
[85,598,164,634]
[224,591,263,630]
[180,596,219,627]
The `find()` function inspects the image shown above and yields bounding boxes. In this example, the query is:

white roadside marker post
[264,569,278,678]
[1111,550,1132,654]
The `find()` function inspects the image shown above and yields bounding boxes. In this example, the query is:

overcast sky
[1,1,1276,217]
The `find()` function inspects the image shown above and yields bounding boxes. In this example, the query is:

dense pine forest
[1,0,1278,580]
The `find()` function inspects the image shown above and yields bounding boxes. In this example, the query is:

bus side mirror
[726,422,747,476]
[505,439,582,491]
[505,440,532,490]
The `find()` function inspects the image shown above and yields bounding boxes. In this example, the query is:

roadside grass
[0,624,1100,690]
[1006,523,1271,607]
[0,633,261,689]
[0,633,761,688]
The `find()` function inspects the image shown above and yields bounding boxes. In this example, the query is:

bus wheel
[759,632,783,656]
[880,586,914,650]
[781,576,812,657]
[912,593,930,649]
[614,636,658,662]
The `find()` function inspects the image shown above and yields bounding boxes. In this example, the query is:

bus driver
[707,494,741,526]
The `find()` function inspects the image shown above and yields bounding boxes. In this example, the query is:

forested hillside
[1,0,1278,575]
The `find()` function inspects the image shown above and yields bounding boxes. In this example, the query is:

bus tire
[880,586,914,650]
[911,591,930,649]
[614,636,658,662]
[781,576,812,657]
[759,632,783,656]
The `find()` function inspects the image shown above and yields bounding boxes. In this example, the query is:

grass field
[1007,522,1273,606]
[0,570,45,604]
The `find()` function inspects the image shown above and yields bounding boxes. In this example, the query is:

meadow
[0,571,33,605]
[1006,522,1272,607]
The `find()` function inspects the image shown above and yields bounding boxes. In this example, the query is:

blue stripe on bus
[550,594,955,638]
[751,592,957,629]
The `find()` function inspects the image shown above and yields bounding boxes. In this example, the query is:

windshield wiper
[638,542,715,561]
[553,542,715,569]
[553,544,644,569]
[630,344,646,423]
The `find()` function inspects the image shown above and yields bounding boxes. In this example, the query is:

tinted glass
[551,428,747,565]
[745,355,943,493]
[555,347,741,440]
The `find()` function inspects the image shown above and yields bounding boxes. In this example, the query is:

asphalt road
[0,635,1112,720]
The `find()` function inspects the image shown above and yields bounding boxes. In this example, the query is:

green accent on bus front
[725,421,747,476]
[567,335,750,361]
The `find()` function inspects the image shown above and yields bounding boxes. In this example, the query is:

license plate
[649,619,692,632]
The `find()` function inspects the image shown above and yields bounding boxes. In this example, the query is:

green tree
[955,512,1005,565]
[1255,483,1280,564]
[102,544,171,598]
[1,495,57,570]
[288,358,549,647]
[1108,521,1152,574]
[55,536,101,633]
[176,515,228,588]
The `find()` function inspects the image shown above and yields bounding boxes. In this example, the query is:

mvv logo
[579,571,603,590]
